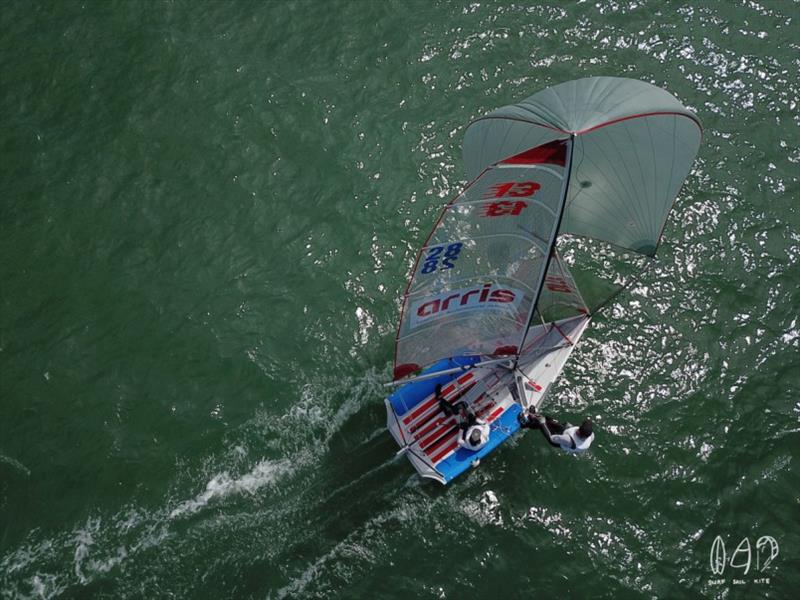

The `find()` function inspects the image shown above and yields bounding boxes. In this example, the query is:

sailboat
[385,77,702,484]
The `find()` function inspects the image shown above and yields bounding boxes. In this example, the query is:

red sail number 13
[487,181,541,198]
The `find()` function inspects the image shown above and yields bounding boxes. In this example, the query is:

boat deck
[386,363,520,483]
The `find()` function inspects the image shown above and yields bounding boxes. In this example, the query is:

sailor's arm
[538,421,563,448]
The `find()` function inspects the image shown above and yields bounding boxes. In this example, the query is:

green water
[1,1,798,598]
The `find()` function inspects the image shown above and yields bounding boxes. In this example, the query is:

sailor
[518,409,594,454]
[435,384,451,414]
[436,384,489,452]
[436,384,471,424]
[458,418,490,452]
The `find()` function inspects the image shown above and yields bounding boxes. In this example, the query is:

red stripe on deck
[403,395,437,425]
[407,382,477,433]
[430,441,460,464]
[487,406,505,421]
[401,372,474,425]
[419,394,492,450]
[423,426,459,455]
[429,404,509,465]
[412,415,449,439]
[475,403,494,419]
[525,381,542,392]
[419,415,463,450]
[410,384,480,440]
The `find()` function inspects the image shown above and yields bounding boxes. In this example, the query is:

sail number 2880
[421,243,463,274]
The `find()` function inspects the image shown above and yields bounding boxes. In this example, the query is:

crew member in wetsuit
[518,408,594,454]
[436,384,489,452]
[436,383,472,426]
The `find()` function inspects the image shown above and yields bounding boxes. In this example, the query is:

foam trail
[0,453,31,477]
[169,458,295,519]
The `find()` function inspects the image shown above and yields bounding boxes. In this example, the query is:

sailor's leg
[538,421,562,448]
[438,397,454,416]
[517,410,541,429]
[545,416,565,435]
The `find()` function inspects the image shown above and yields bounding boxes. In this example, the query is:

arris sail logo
[409,284,523,328]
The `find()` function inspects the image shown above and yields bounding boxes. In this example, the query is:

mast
[514,134,576,368]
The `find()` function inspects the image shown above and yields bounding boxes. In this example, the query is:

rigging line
[519,321,551,353]
[406,446,440,474]
[550,250,588,311]
[515,134,576,367]
[521,321,558,355]
[551,320,574,346]
[518,341,575,363]
[589,255,657,316]
[514,366,539,387]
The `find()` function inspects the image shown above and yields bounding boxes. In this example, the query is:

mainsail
[393,77,702,382]
[393,139,573,380]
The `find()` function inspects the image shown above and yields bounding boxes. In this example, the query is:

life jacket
[561,426,594,454]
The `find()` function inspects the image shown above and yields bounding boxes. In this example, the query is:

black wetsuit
[518,412,570,448]
[437,394,455,416]
[438,394,476,436]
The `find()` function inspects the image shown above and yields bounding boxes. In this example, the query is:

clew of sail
[393,138,573,380]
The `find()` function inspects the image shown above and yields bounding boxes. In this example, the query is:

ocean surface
[1,1,798,598]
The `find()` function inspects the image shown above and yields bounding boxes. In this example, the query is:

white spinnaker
[564,115,700,255]
[463,77,702,257]
[393,139,571,379]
